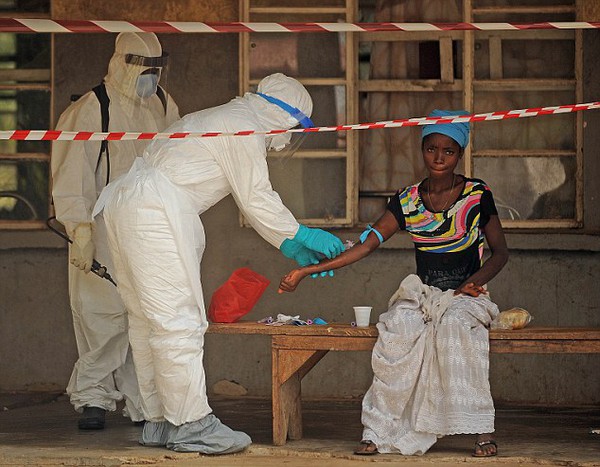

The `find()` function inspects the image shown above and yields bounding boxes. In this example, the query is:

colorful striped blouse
[387,176,498,291]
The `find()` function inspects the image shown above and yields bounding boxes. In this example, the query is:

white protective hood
[249,72,313,133]
[104,32,163,100]
[52,32,179,233]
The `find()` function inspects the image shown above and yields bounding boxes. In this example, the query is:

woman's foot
[473,434,497,457]
[354,439,378,455]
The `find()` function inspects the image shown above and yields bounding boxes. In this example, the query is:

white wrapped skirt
[361,274,499,455]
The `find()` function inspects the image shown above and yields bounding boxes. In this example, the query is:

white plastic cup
[353,306,372,327]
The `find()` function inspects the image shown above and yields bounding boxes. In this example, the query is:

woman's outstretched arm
[278,210,400,293]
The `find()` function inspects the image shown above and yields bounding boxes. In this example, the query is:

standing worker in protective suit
[93,73,344,453]
[51,32,180,430]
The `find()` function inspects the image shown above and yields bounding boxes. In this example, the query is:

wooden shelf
[0,12,50,19]
[359,79,462,92]
[0,83,51,91]
[0,153,50,161]
[473,79,575,92]
[249,7,347,15]
[241,0,358,227]
[269,149,348,159]
[473,149,576,158]
[0,69,51,83]
[473,6,575,15]
[501,219,581,229]
[249,77,348,86]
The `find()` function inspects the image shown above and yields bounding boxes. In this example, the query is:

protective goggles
[124,52,169,68]
[256,92,314,129]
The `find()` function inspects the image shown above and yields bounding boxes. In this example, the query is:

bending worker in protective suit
[51,32,180,430]
[94,73,344,453]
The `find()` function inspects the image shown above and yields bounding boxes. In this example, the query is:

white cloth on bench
[361,274,499,455]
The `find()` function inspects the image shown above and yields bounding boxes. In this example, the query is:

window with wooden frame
[467,0,582,228]
[357,0,583,229]
[240,0,584,230]
[239,0,358,228]
[0,0,52,229]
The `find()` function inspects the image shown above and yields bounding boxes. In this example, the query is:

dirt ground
[0,393,598,466]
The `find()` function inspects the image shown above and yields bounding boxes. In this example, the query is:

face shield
[120,51,169,118]
[257,92,314,160]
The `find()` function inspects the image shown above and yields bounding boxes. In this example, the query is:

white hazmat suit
[94,73,340,453]
[51,32,180,429]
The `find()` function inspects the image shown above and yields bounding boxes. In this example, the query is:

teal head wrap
[422,109,470,148]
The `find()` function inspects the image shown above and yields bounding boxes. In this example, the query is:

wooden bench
[207,322,600,446]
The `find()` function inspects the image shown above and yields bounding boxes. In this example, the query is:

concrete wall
[1,16,599,407]
[2,205,599,404]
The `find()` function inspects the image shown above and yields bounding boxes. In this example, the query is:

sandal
[472,439,498,457]
[354,439,378,455]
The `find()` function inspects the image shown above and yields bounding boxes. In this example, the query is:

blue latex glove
[312,270,335,278]
[293,224,345,259]
[280,238,320,267]
[280,239,335,278]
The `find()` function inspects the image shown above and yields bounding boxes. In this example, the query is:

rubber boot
[78,406,106,430]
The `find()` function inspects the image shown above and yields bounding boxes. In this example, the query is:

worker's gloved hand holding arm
[280,238,336,278]
[70,223,95,273]
[280,238,321,267]
[293,224,345,259]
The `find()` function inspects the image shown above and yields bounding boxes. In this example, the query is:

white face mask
[136,73,158,98]
[266,133,292,151]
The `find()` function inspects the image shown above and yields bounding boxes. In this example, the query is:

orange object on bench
[207,322,600,445]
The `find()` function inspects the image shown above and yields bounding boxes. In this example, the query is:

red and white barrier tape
[2,102,598,142]
[1,19,600,33]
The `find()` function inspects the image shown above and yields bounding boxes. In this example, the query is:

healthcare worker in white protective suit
[94,73,344,453]
[51,32,180,430]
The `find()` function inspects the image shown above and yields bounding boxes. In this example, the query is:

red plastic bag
[208,268,270,323]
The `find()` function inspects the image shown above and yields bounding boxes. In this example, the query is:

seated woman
[278,110,509,458]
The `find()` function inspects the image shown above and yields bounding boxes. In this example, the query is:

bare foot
[354,439,378,455]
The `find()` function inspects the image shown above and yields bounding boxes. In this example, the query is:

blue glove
[313,270,335,278]
[280,238,335,278]
[280,238,320,267]
[293,224,345,259]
